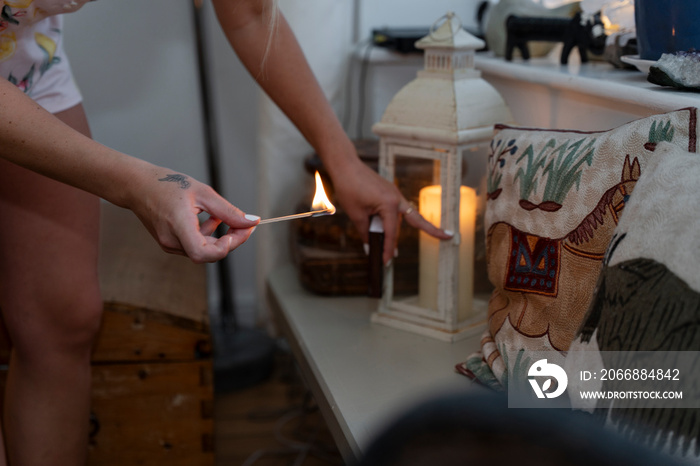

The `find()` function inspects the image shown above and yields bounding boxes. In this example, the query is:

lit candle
[418,185,476,320]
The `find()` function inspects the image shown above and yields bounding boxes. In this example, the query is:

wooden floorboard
[214,350,344,466]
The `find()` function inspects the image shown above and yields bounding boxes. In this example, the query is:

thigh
[0,104,101,343]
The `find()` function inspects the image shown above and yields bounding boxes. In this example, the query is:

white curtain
[256,0,354,328]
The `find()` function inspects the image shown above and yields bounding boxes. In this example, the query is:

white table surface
[267,264,484,463]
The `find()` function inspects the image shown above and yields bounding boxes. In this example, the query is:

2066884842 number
[600,368,681,381]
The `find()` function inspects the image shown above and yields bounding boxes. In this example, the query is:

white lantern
[370,12,513,342]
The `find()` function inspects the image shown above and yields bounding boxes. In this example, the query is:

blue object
[635,0,700,60]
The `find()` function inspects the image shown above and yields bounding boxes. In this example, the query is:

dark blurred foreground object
[372,27,430,54]
[358,391,682,466]
[505,11,606,64]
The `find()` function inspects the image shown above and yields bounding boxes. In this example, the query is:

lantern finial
[416,12,485,52]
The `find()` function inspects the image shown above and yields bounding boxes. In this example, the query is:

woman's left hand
[125,168,259,264]
[330,158,453,266]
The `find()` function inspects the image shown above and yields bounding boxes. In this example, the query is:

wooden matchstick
[258,208,334,225]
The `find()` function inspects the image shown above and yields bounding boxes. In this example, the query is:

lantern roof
[372,13,512,145]
[415,12,485,51]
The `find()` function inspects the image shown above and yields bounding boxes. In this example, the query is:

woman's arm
[211,0,451,265]
[0,79,258,263]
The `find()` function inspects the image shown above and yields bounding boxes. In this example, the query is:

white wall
[63,1,208,180]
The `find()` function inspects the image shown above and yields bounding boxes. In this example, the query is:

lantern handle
[429,11,462,41]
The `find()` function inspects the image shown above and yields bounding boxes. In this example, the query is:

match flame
[311,171,336,214]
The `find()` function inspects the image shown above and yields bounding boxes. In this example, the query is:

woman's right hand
[126,168,259,264]
[0,79,258,263]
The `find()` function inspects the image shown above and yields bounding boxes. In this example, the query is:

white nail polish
[245,214,261,221]
[394,248,399,258]
[385,259,393,268]
[444,229,454,237]
[363,243,369,255]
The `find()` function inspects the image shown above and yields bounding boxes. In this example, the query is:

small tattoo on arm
[158,174,191,189]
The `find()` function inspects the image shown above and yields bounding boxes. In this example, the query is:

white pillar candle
[418,185,476,320]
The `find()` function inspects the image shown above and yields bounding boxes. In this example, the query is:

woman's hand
[330,158,453,266]
[126,169,259,264]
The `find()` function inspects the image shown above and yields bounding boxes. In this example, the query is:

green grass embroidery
[506,347,534,393]
[464,354,503,391]
[541,138,596,204]
[487,165,503,194]
[514,139,553,201]
[487,138,518,195]
[648,119,674,144]
[498,344,531,392]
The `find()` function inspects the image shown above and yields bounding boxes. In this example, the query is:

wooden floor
[214,350,344,466]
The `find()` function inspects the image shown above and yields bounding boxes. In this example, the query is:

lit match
[258,171,336,225]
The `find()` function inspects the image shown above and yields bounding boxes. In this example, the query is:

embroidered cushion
[565,142,700,461]
[461,107,699,389]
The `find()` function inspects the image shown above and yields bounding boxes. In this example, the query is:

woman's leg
[0,103,102,466]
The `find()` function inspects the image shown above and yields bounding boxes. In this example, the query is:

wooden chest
[90,203,214,465]
[0,202,214,465]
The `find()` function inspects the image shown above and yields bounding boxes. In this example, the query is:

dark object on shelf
[367,216,385,298]
[372,24,486,55]
[372,27,430,54]
[505,12,606,64]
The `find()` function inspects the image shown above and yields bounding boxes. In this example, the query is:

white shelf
[474,52,700,130]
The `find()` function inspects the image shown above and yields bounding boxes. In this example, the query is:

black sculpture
[505,12,606,65]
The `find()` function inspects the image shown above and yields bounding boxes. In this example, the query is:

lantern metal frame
[371,138,491,342]
[369,12,513,342]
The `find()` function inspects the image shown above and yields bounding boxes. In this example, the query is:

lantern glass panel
[460,144,493,295]
[391,154,435,302]
[460,145,489,190]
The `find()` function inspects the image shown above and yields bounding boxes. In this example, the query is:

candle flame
[311,171,336,214]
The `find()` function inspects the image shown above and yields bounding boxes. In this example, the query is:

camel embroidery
[490,155,641,351]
